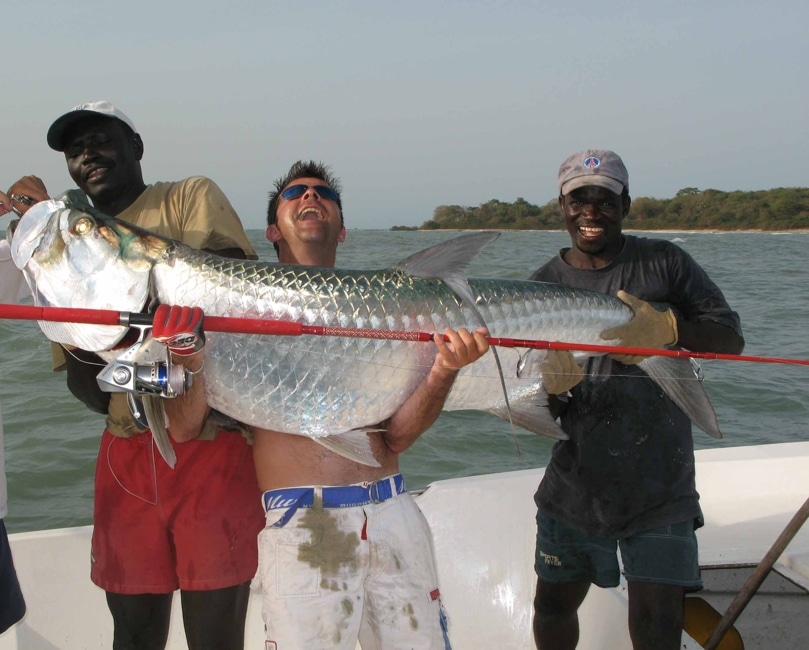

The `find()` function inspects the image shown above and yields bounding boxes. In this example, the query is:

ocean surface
[3,229,808,534]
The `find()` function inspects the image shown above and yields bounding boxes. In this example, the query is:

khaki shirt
[52,177,256,438]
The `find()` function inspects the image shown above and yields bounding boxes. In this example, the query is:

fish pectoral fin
[314,430,382,468]
[141,395,178,468]
[487,396,569,441]
[638,356,723,438]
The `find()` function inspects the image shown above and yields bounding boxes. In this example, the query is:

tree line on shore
[392,187,809,231]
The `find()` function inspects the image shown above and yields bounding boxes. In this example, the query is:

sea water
[2,230,807,533]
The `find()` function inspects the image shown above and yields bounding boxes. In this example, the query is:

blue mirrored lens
[280,185,340,203]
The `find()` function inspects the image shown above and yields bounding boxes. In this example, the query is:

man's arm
[5,176,50,208]
[62,348,111,414]
[677,319,745,355]
[151,305,211,442]
[211,247,248,260]
[382,327,489,454]
[162,351,210,443]
[603,290,745,364]
[176,177,257,260]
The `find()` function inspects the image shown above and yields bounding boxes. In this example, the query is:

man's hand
[380,326,490,454]
[433,327,490,374]
[5,176,50,215]
[600,290,678,365]
[0,191,13,217]
[152,305,205,356]
[540,350,584,395]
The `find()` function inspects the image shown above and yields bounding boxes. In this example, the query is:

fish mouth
[9,200,62,269]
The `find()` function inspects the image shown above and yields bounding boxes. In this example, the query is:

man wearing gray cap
[529,150,745,649]
[7,101,264,650]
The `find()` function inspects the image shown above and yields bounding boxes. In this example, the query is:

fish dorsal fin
[394,232,520,445]
[394,232,500,310]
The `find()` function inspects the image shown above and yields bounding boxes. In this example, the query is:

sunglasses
[280,184,340,203]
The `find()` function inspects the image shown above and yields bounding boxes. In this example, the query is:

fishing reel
[97,358,190,397]
[95,325,193,398]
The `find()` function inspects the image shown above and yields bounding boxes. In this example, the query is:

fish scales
[8,198,723,448]
[146,246,632,435]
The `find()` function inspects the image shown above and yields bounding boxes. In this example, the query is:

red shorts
[91,428,264,594]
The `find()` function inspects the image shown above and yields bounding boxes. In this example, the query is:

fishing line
[105,428,159,506]
[60,346,107,368]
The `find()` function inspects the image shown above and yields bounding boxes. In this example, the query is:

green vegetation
[395,187,809,231]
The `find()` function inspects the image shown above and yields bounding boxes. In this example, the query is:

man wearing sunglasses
[242,160,487,649]
[264,166,346,263]
[5,101,264,650]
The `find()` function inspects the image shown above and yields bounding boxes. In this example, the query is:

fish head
[7,197,164,351]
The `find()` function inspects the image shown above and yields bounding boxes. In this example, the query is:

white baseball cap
[47,101,138,151]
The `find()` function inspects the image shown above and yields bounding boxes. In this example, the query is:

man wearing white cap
[7,102,264,650]
[529,150,745,649]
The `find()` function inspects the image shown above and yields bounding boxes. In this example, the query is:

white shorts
[253,476,451,650]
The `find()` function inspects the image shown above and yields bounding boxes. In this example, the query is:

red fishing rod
[1,303,807,367]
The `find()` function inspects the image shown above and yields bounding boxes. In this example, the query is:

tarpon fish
[8,195,721,467]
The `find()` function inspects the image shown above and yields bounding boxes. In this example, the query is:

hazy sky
[3,1,806,230]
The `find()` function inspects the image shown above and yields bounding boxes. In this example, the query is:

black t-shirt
[529,235,742,537]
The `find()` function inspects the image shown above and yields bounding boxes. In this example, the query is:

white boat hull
[2,442,809,649]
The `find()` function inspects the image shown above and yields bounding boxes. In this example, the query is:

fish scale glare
[12,207,721,442]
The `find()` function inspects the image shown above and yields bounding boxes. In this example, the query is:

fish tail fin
[639,356,723,438]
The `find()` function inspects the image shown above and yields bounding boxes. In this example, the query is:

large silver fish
[8,196,721,466]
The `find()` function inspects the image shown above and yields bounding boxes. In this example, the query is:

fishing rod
[1,302,807,367]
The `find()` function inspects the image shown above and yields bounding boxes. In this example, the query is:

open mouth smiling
[297,207,325,221]
[84,166,110,182]
[578,224,604,239]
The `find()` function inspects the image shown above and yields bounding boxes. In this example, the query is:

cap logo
[583,156,601,169]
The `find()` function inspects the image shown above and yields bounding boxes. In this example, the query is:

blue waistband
[262,474,406,516]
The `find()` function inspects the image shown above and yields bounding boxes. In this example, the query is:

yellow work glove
[600,290,678,365]
[540,349,584,395]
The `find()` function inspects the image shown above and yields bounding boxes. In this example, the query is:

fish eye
[73,217,93,235]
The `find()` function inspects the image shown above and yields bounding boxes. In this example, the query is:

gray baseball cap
[47,100,138,151]
[557,149,629,196]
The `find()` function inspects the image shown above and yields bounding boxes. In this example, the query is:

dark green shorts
[535,510,702,589]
